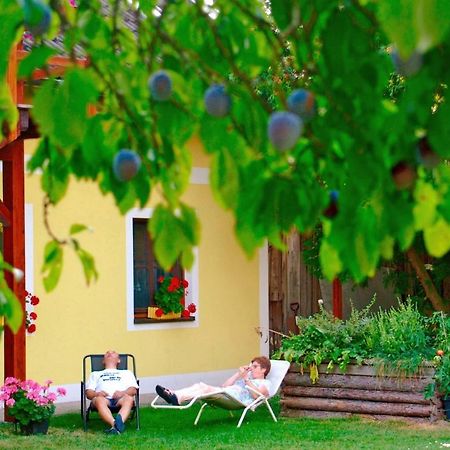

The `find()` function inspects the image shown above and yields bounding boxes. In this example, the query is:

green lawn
[0,400,449,449]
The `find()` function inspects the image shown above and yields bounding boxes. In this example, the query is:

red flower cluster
[155,276,189,314]
[181,303,197,318]
[24,290,39,334]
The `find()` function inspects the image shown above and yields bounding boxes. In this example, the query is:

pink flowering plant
[0,378,66,426]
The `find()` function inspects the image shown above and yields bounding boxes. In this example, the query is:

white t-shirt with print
[86,369,138,399]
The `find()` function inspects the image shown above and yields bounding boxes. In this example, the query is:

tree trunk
[406,247,450,312]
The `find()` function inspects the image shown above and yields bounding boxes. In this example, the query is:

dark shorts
[108,398,119,408]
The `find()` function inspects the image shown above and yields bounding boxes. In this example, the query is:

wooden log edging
[280,363,445,422]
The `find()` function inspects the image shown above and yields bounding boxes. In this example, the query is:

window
[132,218,184,321]
[126,208,199,330]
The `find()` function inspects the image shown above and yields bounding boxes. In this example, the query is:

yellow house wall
[14,138,264,389]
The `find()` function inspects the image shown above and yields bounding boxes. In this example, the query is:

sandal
[156,384,179,406]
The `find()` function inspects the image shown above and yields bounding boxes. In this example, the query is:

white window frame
[126,208,199,331]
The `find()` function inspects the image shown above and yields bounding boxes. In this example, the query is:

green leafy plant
[424,312,450,399]
[273,301,373,382]
[365,298,434,376]
[154,275,188,315]
[0,378,66,426]
[275,297,446,395]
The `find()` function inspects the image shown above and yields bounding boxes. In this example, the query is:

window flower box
[147,306,181,320]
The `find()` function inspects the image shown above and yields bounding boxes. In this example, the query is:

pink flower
[44,380,53,387]
[57,387,67,396]
[69,0,77,7]
[6,398,15,407]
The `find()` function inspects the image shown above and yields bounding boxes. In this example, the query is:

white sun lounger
[151,359,290,427]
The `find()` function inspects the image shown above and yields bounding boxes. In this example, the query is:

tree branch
[406,246,450,312]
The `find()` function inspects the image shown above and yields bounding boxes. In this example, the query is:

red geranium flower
[187,303,197,313]
[158,276,164,283]
[30,296,40,306]
[182,279,189,288]
[29,312,37,320]
[182,309,190,318]
[27,324,36,333]
[155,308,164,318]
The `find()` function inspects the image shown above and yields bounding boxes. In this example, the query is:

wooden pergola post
[1,139,26,385]
[332,278,343,319]
[1,44,26,423]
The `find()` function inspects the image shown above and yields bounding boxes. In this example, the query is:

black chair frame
[81,353,140,431]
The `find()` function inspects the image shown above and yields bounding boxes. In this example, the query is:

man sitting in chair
[85,350,138,434]
[156,356,271,406]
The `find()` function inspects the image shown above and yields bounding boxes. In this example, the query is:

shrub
[274,297,446,393]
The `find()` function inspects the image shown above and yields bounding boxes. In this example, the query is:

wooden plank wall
[269,232,321,353]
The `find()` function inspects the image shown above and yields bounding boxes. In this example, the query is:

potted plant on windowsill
[0,377,66,435]
[148,275,189,320]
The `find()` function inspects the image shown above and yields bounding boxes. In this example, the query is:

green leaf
[320,240,342,281]
[41,240,64,292]
[413,181,439,230]
[210,150,239,210]
[376,0,418,57]
[69,224,88,236]
[75,247,98,285]
[0,275,23,333]
[150,204,200,270]
[376,0,450,57]
[424,217,450,257]
[32,69,99,150]
[380,235,394,260]
[151,209,187,270]
[269,0,297,32]
[18,46,56,78]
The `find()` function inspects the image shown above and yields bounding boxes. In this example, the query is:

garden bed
[280,363,445,422]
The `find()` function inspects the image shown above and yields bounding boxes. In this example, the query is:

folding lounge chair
[151,359,290,428]
[81,353,140,431]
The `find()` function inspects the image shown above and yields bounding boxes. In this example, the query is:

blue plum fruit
[204,85,231,117]
[113,149,142,182]
[23,0,51,36]
[287,89,316,122]
[323,190,339,219]
[416,137,440,169]
[391,49,422,77]
[391,161,416,189]
[148,70,172,101]
[268,111,303,151]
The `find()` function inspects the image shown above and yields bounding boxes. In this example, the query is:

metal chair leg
[194,403,208,425]
[264,399,277,422]
[237,405,252,428]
